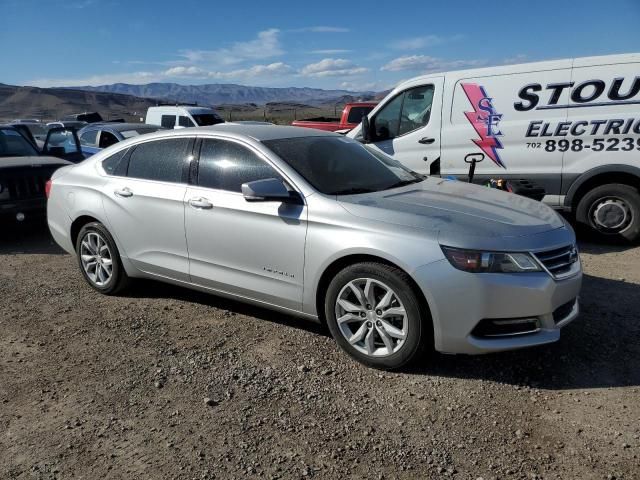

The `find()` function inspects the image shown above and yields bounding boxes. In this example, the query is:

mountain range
[72,83,376,107]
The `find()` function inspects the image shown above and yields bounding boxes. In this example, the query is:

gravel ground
[1,224,639,480]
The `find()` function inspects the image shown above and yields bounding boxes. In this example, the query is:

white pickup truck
[348,53,640,241]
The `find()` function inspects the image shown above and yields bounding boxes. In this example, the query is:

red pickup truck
[291,102,377,132]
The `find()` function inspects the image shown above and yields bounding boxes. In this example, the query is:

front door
[185,137,307,311]
[101,137,193,281]
[367,79,443,174]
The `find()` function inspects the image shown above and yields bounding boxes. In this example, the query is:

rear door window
[197,139,282,192]
[102,148,128,176]
[127,138,191,183]
[79,130,98,146]
[161,115,176,129]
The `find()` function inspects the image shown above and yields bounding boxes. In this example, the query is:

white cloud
[291,26,349,33]
[29,62,294,87]
[339,81,379,92]
[391,34,463,50]
[309,49,353,55]
[300,58,368,77]
[503,54,528,65]
[179,29,283,66]
[380,55,485,73]
[206,62,294,80]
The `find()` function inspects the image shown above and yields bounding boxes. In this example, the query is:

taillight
[45,180,52,199]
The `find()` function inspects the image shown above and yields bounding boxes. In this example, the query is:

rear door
[366,79,443,174]
[101,136,194,281]
[184,137,307,310]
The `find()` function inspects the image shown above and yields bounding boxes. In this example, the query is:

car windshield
[192,113,224,126]
[120,127,163,139]
[0,128,40,157]
[263,136,424,195]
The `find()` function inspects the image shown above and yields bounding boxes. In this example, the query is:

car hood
[0,156,72,169]
[338,177,566,245]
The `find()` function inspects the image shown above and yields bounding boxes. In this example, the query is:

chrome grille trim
[532,244,580,280]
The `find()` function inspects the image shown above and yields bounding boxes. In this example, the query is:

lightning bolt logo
[461,83,506,168]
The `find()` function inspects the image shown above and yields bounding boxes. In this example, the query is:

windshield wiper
[330,187,376,195]
[384,177,425,190]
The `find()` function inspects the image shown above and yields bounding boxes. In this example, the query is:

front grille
[553,299,577,324]
[1,170,51,201]
[533,244,579,278]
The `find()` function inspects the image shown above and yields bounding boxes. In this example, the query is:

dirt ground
[1,224,638,480]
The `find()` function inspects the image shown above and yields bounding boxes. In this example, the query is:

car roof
[186,123,339,141]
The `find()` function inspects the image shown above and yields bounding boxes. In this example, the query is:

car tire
[576,183,640,243]
[324,262,430,370]
[75,221,131,295]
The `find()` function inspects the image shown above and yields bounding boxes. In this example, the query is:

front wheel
[76,221,130,295]
[576,183,640,242]
[324,262,430,370]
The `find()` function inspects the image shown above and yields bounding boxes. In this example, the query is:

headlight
[441,246,541,273]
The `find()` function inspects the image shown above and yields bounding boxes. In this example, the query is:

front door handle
[418,137,435,145]
[114,187,133,198]
[188,197,213,209]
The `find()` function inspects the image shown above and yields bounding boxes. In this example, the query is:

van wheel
[324,262,430,370]
[76,222,131,294]
[576,184,640,242]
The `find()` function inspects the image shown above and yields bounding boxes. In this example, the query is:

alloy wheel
[80,231,113,287]
[335,278,408,357]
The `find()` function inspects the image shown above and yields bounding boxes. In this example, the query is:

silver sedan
[47,124,582,369]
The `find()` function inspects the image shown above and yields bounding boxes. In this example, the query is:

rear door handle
[114,187,133,198]
[418,137,435,144]
[188,197,213,209]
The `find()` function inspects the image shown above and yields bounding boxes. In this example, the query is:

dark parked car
[0,125,81,224]
[78,122,165,156]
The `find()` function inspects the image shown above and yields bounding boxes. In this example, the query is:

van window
[127,138,190,183]
[192,113,224,126]
[197,139,281,192]
[161,115,176,129]
[179,116,195,128]
[373,85,434,140]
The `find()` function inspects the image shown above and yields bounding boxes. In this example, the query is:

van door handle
[114,187,133,198]
[188,197,213,209]
[418,137,435,144]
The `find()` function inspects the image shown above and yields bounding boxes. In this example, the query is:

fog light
[16,212,25,222]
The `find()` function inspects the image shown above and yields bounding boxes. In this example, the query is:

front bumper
[412,259,582,354]
[0,198,47,223]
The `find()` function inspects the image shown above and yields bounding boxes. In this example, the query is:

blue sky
[2,0,639,91]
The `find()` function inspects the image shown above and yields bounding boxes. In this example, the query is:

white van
[348,53,640,241]
[145,105,224,129]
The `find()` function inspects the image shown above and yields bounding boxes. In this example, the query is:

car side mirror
[43,127,85,162]
[242,178,300,203]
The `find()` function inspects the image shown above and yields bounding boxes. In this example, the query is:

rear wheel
[324,262,430,370]
[576,184,640,242]
[76,222,130,294]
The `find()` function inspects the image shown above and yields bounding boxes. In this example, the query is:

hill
[73,82,375,107]
[0,83,157,122]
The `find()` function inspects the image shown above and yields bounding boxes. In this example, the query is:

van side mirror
[361,116,372,144]
[241,178,301,203]
[43,127,84,162]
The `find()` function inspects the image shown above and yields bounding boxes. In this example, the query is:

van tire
[576,183,640,242]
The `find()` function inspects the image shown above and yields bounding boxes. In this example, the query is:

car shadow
[411,273,640,390]
[125,279,330,338]
[0,222,65,255]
